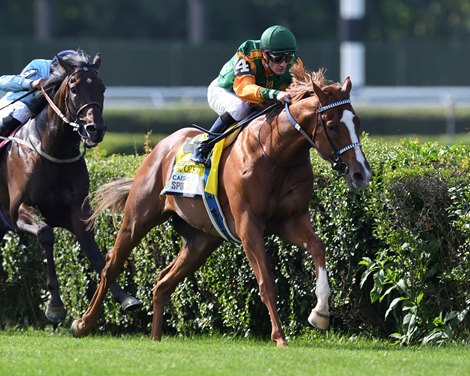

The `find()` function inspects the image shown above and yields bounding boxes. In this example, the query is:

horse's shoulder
[161,127,197,145]
[176,127,203,138]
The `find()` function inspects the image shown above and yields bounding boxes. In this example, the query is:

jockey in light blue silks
[0,49,77,137]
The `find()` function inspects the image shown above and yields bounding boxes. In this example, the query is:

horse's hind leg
[71,198,167,337]
[151,228,221,341]
[70,205,141,312]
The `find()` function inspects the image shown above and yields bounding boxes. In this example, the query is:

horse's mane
[64,50,90,69]
[287,66,336,103]
[44,50,91,94]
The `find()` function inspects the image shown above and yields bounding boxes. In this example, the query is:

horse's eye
[326,121,338,135]
[70,86,77,94]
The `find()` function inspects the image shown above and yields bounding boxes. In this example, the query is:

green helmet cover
[260,25,297,52]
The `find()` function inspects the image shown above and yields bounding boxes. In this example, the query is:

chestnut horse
[0,51,139,323]
[71,67,371,347]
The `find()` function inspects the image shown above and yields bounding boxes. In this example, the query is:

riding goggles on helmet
[267,51,294,63]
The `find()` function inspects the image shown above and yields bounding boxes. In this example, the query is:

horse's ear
[312,81,327,105]
[341,76,352,95]
[91,53,101,69]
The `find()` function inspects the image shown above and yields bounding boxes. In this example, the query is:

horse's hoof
[308,309,330,331]
[45,304,66,323]
[120,296,142,312]
[276,341,288,348]
[70,319,83,338]
[70,319,78,336]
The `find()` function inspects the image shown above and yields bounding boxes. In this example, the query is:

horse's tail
[86,177,133,229]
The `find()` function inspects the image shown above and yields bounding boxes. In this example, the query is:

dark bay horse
[71,66,372,347]
[0,51,139,323]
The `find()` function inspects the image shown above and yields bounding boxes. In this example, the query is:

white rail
[2,86,468,110]
[104,86,208,109]
[103,86,470,110]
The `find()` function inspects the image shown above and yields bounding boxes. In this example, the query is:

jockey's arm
[233,75,288,104]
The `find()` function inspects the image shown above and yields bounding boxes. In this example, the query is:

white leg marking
[340,110,372,180]
[308,266,331,330]
[315,266,330,314]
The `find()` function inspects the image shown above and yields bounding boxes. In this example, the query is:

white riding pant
[0,99,32,125]
[207,78,250,121]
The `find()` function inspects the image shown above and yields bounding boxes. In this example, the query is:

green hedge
[1,138,469,345]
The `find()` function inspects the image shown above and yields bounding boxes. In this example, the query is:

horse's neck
[27,108,79,156]
[255,104,313,165]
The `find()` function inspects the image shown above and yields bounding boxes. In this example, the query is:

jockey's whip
[0,88,37,111]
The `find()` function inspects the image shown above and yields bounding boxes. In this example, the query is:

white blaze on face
[340,110,371,178]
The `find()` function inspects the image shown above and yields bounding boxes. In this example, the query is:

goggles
[266,51,295,64]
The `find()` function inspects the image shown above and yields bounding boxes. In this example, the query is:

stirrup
[191,148,209,165]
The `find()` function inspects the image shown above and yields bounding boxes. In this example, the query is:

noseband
[284,100,361,175]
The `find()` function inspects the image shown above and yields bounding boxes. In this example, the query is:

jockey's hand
[31,77,47,90]
[277,91,291,104]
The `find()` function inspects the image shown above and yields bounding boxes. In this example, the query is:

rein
[40,85,81,131]
[284,100,360,175]
[0,89,37,111]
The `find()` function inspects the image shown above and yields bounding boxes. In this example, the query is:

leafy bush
[354,140,470,345]
[0,137,469,345]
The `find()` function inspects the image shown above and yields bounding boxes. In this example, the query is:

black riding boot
[191,112,236,165]
[0,114,22,137]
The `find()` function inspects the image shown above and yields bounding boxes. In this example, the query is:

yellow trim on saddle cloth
[206,125,241,195]
[205,138,223,195]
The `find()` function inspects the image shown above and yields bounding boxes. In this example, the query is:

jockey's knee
[228,101,250,121]
[0,114,22,136]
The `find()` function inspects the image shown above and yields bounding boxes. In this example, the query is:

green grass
[0,329,469,376]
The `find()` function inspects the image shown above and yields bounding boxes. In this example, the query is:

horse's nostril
[353,172,364,182]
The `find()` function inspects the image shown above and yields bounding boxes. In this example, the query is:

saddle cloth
[160,132,240,243]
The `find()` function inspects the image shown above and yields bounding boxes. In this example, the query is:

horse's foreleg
[238,217,287,347]
[279,215,330,331]
[16,205,66,322]
[307,262,330,330]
